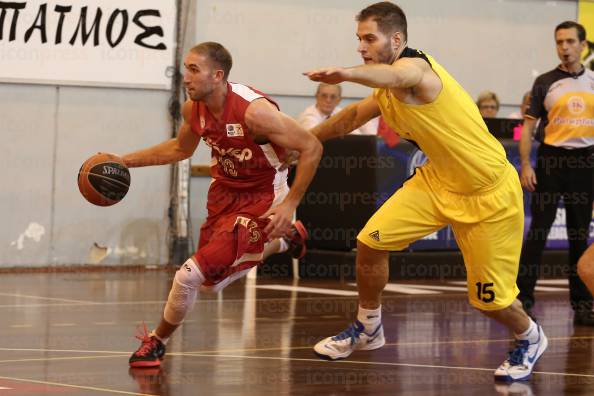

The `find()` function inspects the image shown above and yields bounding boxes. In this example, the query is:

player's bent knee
[356,240,388,259]
[163,258,205,325]
[477,307,499,316]
[199,267,254,294]
[473,298,518,317]
[199,283,224,294]
[174,258,205,288]
[476,306,507,319]
[577,256,594,279]
[356,239,375,252]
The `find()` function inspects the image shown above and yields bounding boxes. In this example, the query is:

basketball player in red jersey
[122,42,322,367]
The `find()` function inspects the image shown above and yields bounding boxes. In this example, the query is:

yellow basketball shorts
[357,163,524,311]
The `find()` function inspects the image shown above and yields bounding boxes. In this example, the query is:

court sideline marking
[0,286,571,309]
[0,334,592,358]
[0,292,97,304]
[181,352,594,379]
[181,334,594,354]
[0,354,124,364]
[255,285,358,296]
[0,375,154,396]
[1,350,590,382]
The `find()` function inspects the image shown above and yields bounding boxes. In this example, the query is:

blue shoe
[313,320,385,360]
[494,325,548,381]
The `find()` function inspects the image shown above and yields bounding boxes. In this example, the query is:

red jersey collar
[198,82,234,131]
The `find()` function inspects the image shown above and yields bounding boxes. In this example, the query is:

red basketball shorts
[194,180,287,287]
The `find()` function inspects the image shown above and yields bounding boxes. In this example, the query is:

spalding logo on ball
[78,153,130,206]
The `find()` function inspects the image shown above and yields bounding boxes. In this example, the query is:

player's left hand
[260,200,298,240]
[279,150,300,171]
[303,67,351,84]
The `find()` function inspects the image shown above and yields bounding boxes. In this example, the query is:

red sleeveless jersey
[189,82,287,190]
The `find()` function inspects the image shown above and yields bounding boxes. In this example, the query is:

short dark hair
[555,21,586,42]
[190,42,233,80]
[356,2,408,41]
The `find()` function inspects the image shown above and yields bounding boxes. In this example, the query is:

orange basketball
[77,153,130,206]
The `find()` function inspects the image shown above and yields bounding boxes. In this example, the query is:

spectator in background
[297,83,379,136]
[477,90,500,118]
[297,83,343,128]
[286,83,400,171]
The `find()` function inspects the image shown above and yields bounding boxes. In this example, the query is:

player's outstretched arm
[245,99,323,239]
[304,58,425,90]
[310,95,380,143]
[122,100,200,168]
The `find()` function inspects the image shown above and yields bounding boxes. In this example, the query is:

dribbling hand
[260,200,297,240]
[279,150,300,171]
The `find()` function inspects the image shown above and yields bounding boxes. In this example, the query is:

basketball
[77,153,130,206]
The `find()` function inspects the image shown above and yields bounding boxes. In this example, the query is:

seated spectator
[297,83,343,129]
[476,90,500,118]
[297,83,378,136]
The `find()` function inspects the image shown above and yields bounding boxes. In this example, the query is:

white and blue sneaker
[494,325,548,382]
[313,320,385,360]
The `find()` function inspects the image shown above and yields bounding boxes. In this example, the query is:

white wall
[0,83,171,266]
[194,0,577,105]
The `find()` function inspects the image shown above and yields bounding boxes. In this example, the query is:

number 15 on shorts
[476,282,495,303]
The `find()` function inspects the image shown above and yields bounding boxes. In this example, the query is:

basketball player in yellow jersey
[304,2,547,382]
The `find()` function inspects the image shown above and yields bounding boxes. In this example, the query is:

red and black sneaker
[283,220,309,259]
[129,323,166,368]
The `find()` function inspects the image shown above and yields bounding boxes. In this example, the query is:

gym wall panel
[51,87,171,265]
[0,84,56,266]
[195,0,577,105]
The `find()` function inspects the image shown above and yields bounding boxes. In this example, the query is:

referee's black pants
[517,143,594,313]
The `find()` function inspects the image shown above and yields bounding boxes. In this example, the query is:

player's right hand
[260,200,296,240]
[303,67,351,84]
[520,164,537,192]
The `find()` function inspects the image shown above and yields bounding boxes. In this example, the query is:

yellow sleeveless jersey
[374,49,508,194]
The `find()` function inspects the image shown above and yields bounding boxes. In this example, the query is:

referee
[518,21,594,326]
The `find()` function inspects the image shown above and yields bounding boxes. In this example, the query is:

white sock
[150,330,169,345]
[515,318,538,344]
[357,305,381,333]
[277,238,289,253]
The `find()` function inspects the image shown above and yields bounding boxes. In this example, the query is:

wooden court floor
[0,270,592,395]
